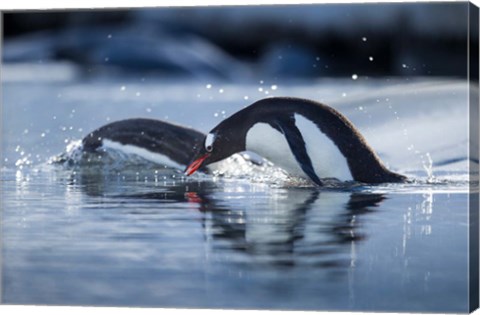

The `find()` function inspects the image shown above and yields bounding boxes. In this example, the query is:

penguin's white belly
[246,123,306,177]
[101,139,184,169]
[294,114,353,181]
[245,114,353,181]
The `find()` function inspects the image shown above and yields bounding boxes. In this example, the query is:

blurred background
[2,2,478,81]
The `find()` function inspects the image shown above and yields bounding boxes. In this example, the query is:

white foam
[102,139,184,170]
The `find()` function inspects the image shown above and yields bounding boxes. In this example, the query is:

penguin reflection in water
[186,97,406,186]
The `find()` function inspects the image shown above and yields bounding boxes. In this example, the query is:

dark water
[0,77,474,312]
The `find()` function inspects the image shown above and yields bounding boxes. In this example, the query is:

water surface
[1,73,475,312]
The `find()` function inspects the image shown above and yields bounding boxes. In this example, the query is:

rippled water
[1,73,476,312]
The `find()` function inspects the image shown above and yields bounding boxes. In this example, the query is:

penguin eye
[204,133,215,153]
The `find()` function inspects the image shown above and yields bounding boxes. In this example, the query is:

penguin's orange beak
[185,154,209,176]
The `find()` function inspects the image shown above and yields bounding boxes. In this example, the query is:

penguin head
[185,121,246,176]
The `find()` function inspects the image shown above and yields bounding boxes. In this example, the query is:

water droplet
[362,37,367,42]
[342,92,347,97]
[23,129,29,134]
[136,92,141,97]
[41,133,46,138]
[120,86,126,91]
[369,56,374,61]
[271,85,278,90]
[259,80,264,84]
[258,87,263,92]
[206,84,212,89]
[219,89,224,93]
[146,108,152,113]
[104,57,109,62]
[402,64,408,68]
[358,106,364,111]
[244,96,249,100]
[352,74,358,80]
[107,34,112,39]
[214,112,219,117]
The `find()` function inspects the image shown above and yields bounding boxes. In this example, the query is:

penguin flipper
[273,117,323,186]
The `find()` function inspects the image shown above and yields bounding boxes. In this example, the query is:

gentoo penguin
[82,118,206,169]
[185,97,406,185]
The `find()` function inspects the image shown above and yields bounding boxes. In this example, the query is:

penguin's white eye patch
[205,133,215,152]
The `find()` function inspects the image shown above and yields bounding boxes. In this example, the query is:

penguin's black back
[82,118,205,167]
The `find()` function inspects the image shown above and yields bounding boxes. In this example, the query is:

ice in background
[1,2,479,313]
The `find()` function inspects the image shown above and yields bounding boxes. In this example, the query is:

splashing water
[422,152,435,183]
